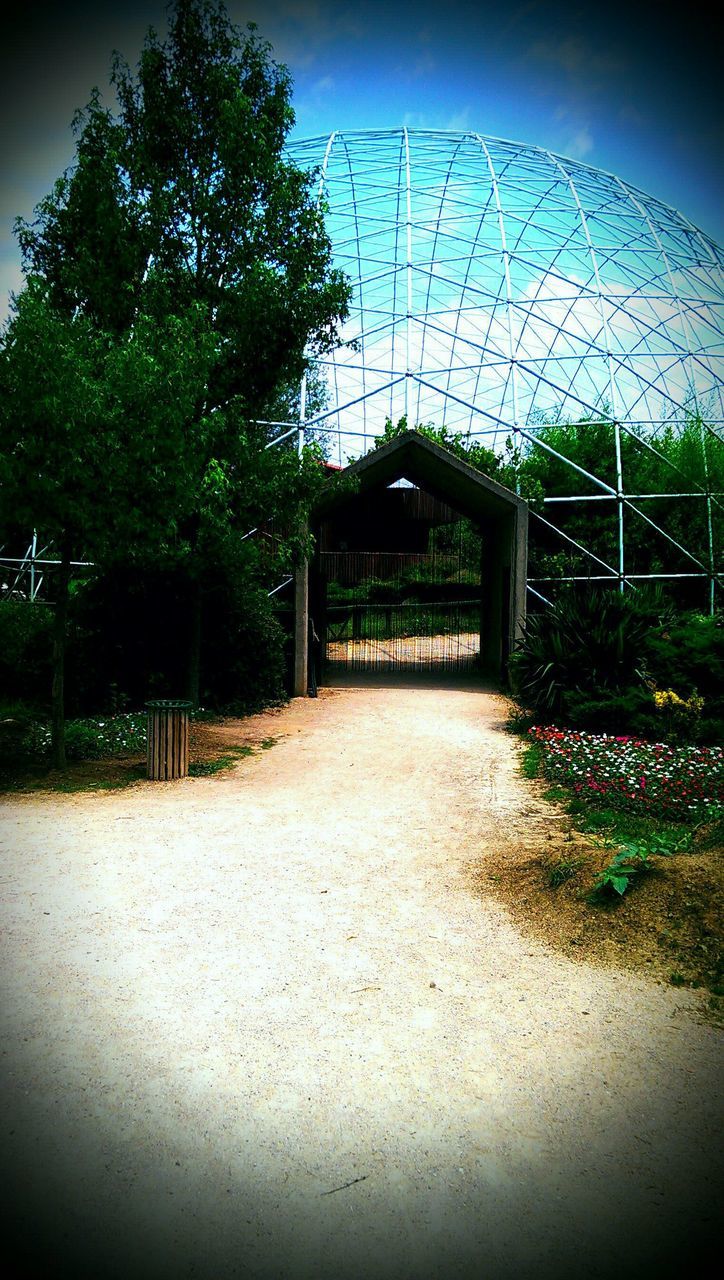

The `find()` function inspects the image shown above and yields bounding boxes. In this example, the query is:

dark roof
[315,430,526,522]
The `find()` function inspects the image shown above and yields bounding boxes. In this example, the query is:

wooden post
[510,504,528,649]
[481,521,504,675]
[294,559,309,697]
[146,700,191,780]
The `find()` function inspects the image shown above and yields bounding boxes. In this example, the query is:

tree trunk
[186,578,203,707]
[51,541,72,770]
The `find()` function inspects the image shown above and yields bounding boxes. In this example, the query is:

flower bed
[25,713,148,761]
[529,725,724,819]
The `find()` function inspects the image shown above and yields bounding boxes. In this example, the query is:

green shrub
[589,831,690,899]
[0,699,44,768]
[68,560,287,715]
[563,688,652,734]
[22,712,147,761]
[0,602,53,706]
[510,587,668,717]
[206,584,287,712]
[511,588,723,743]
[645,614,724,720]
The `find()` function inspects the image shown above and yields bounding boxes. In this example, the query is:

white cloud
[550,105,594,162]
[401,111,427,129]
[306,256,714,463]
[564,126,594,161]
[400,108,471,132]
[444,108,471,133]
[525,35,625,83]
[410,51,436,78]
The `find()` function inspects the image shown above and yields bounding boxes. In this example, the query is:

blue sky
[1,0,722,317]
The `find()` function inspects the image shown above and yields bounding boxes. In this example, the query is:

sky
[1,0,722,318]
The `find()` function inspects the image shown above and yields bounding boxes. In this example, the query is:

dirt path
[1,685,721,1280]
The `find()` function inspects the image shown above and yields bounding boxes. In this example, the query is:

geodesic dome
[286,128,723,462]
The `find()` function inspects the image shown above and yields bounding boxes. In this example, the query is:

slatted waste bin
[146,699,192,780]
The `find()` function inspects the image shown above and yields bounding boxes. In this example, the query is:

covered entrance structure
[293,431,528,694]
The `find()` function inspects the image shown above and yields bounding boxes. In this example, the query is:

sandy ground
[0,683,721,1280]
[326,633,480,666]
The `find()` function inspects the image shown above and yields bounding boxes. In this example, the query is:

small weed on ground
[589,830,692,900]
[544,852,588,888]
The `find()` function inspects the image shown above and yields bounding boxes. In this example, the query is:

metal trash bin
[146,699,192,780]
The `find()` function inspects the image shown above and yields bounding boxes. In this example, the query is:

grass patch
[521,742,543,778]
[188,746,254,777]
[542,786,567,803]
[568,803,693,849]
[544,852,588,888]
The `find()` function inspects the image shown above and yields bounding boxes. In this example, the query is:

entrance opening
[319,487,482,677]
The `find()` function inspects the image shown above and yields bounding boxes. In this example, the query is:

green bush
[22,712,148,761]
[511,588,723,743]
[563,688,652,734]
[205,583,287,713]
[0,601,53,706]
[510,587,667,716]
[0,699,44,768]
[645,614,724,719]
[67,559,287,715]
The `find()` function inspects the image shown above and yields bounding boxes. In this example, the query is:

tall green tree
[0,285,217,764]
[1,0,350,758]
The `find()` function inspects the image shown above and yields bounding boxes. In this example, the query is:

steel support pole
[615,422,625,593]
[547,149,626,592]
[403,126,413,424]
[293,556,309,697]
[30,530,37,602]
[298,373,307,457]
[477,136,521,493]
[699,422,716,615]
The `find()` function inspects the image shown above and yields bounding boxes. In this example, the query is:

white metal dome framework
[284,128,724,609]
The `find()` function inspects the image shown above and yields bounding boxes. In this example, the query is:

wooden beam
[294,558,309,696]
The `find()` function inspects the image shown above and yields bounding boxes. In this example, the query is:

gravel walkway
[1,685,721,1279]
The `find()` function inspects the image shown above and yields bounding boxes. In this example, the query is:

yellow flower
[653,688,704,716]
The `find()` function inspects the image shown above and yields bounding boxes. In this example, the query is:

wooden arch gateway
[293,431,528,694]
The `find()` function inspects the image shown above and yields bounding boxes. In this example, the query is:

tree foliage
[0,0,351,760]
